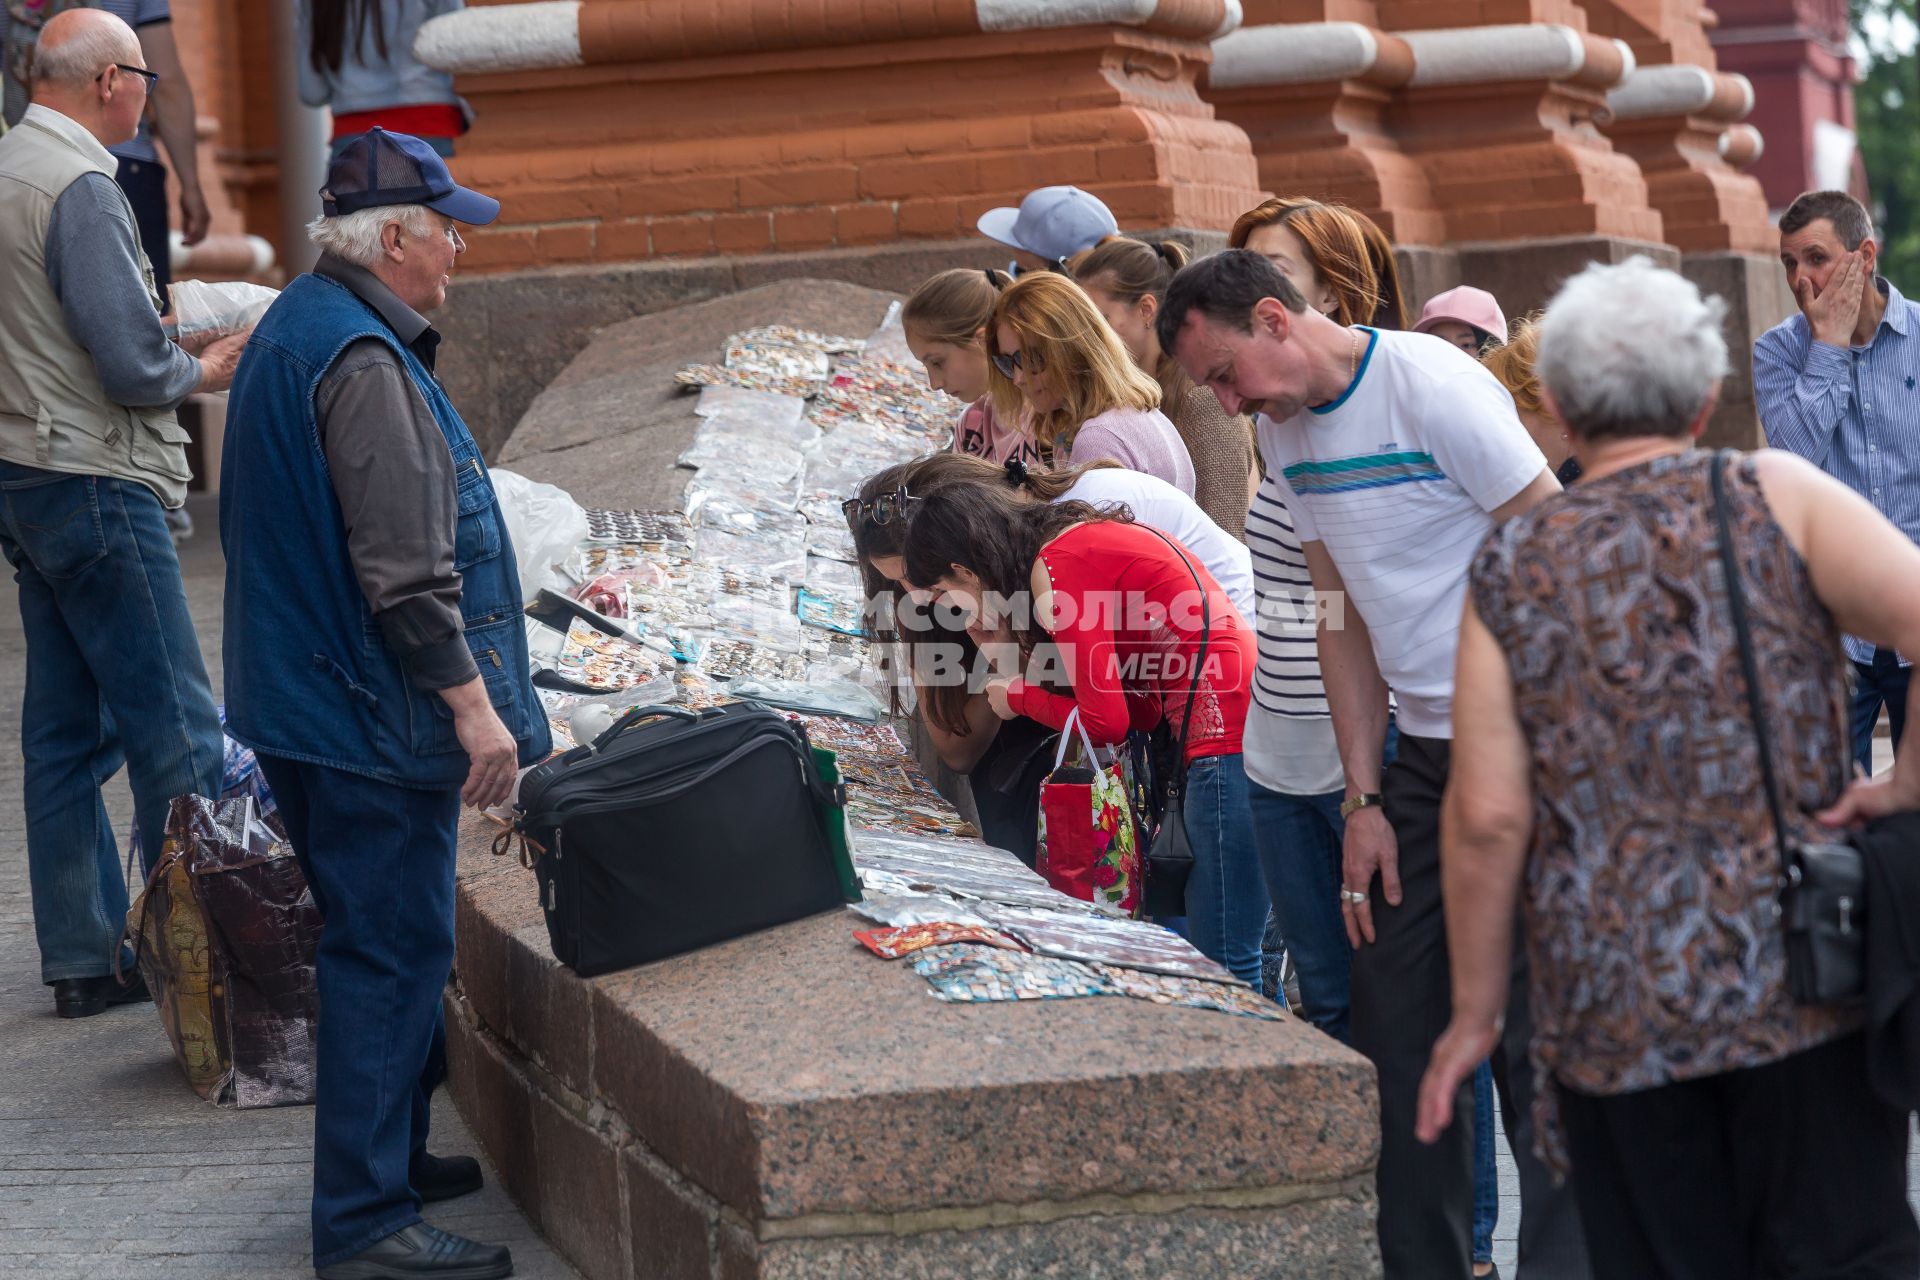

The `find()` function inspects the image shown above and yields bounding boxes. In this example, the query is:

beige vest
[0,114,193,507]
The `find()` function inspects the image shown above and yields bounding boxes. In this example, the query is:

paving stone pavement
[0,497,579,1280]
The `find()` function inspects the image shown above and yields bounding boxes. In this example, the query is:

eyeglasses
[990,347,1040,379]
[842,487,919,528]
[100,64,159,92]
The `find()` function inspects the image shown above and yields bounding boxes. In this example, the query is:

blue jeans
[256,755,461,1267]
[1181,753,1266,987]
[1248,784,1350,1036]
[1473,1060,1498,1265]
[0,463,221,982]
[1851,649,1910,775]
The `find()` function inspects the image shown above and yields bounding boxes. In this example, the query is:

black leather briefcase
[511,703,853,977]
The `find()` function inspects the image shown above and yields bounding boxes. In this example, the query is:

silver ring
[1340,889,1367,905]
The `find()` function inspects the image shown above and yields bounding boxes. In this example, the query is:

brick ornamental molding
[410,0,1260,273]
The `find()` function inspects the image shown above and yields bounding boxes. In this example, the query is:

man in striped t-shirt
[1241,472,1364,1040]
[1161,250,1583,1280]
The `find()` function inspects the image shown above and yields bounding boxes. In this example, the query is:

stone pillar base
[1681,250,1795,449]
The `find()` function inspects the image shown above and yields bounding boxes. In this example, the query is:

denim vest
[220,272,550,789]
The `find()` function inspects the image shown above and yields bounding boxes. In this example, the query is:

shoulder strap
[1136,524,1210,795]
[1711,449,1795,883]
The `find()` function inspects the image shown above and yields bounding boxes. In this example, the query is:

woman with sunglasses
[898,482,1265,984]
[849,452,1253,860]
[989,272,1195,495]
[847,473,1054,859]
[1072,237,1258,538]
[903,268,1045,469]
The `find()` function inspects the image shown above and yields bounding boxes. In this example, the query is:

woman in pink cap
[1415,286,1509,355]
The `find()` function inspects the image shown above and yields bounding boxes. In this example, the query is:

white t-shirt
[1058,468,1253,621]
[1242,476,1342,795]
[1257,328,1546,740]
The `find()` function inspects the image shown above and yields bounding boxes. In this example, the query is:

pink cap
[1414,287,1508,340]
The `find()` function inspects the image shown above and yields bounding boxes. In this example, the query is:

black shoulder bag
[1712,450,1866,1006]
[1138,527,1210,919]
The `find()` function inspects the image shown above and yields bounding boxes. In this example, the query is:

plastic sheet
[849,893,989,928]
[726,676,884,722]
[982,906,1241,985]
[493,469,589,602]
[169,279,279,342]
[125,794,320,1108]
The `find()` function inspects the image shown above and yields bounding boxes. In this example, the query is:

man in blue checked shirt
[1755,189,1920,773]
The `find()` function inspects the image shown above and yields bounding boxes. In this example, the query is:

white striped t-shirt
[1242,476,1343,795]
[1258,328,1546,739]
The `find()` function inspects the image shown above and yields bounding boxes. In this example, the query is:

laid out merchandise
[480,309,1283,1021]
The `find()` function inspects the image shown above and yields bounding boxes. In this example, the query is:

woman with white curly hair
[1418,256,1920,1278]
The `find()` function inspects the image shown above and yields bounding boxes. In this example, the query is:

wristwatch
[1340,792,1384,819]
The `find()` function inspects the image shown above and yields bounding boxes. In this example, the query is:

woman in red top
[901,483,1266,985]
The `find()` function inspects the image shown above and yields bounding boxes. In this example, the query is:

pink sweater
[953,396,1044,468]
[1065,406,1196,496]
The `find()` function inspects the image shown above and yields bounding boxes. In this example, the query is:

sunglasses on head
[842,487,919,528]
[990,347,1040,379]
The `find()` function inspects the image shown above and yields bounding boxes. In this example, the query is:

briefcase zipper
[521,710,794,806]
[531,733,811,825]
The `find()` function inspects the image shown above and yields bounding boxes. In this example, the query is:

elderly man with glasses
[221,127,548,1280]
[0,8,247,1019]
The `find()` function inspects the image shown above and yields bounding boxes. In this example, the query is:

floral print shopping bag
[1036,709,1142,917]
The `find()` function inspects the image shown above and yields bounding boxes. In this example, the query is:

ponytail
[904,268,1009,349]
[1070,236,1190,307]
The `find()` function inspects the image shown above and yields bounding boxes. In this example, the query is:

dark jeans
[1851,648,1910,775]
[1472,1061,1497,1265]
[0,462,221,982]
[1181,753,1266,987]
[1245,723,1396,1039]
[114,156,172,306]
[257,755,461,1268]
[1559,1033,1917,1280]
[1352,734,1589,1279]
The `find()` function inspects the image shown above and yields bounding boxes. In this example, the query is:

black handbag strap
[1136,525,1210,802]
[1710,449,1796,884]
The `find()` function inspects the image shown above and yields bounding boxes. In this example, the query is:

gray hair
[305,204,438,267]
[31,13,136,87]
[1535,256,1730,442]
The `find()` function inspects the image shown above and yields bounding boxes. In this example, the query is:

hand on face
[1797,249,1866,348]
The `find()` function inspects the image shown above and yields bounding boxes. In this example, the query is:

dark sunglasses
[990,347,1040,379]
[100,63,160,91]
[842,487,919,529]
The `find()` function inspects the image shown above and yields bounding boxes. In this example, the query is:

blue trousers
[1851,648,1910,775]
[0,463,221,982]
[256,755,460,1268]
[1181,753,1267,987]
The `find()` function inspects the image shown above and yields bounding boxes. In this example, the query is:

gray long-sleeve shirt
[312,253,477,692]
[44,170,199,410]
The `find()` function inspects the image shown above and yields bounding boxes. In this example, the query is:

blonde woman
[1481,318,1581,483]
[988,272,1195,494]
[1073,237,1258,537]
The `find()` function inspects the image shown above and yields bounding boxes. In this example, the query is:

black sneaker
[412,1152,484,1203]
[315,1223,512,1279]
[52,972,151,1019]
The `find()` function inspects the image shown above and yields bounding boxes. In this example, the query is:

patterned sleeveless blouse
[1469,451,1862,1170]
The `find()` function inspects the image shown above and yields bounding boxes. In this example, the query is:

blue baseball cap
[321,127,500,225]
[976,186,1117,263]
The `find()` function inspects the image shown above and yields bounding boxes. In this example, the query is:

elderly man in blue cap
[221,128,549,1280]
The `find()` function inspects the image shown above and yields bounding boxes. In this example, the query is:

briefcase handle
[592,704,703,752]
